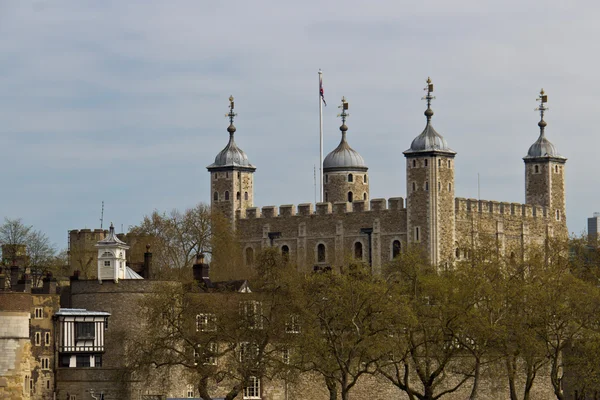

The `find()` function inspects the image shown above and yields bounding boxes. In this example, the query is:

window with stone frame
[34,307,43,319]
[239,342,260,364]
[414,227,420,242]
[285,314,300,333]
[187,384,194,398]
[282,347,291,364]
[281,245,290,262]
[240,300,263,330]
[348,191,353,202]
[363,174,367,183]
[35,331,41,346]
[244,191,249,200]
[354,242,363,260]
[243,376,261,399]
[392,240,401,259]
[213,192,219,201]
[196,313,217,332]
[348,173,353,182]
[225,191,230,201]
[41,357,50,370]
[317,243,326,263]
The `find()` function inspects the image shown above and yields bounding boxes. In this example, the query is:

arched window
[348,192,353,202]
[348,174,353,182]
[354,242,363,259]
[236,192,241,200]
[213,192,219,201]
[245,247,254,266]
[225,191,230,201]
[317,244,326,263]
[244,192,249,200]
[455,248,460,259]
[281,245,290,262]
[392,240,401,259]
[363,175,367,183]
[363,193,367,200]
[556,210,560,221]
[555,165,559,173]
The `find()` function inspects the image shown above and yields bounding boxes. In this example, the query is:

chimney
[143,245,153,279]
[42,272,57,294]
[15,273,32,293]
[10,266,20,290]
[192,253,212,287]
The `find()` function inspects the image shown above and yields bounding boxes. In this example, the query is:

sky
[0,0,597,251]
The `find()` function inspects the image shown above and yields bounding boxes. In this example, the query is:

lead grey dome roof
[524,122,565,160]
[323,128,367,171]
[404,108,455,155]
[207,124,256,170]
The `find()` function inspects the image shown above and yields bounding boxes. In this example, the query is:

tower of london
[208,81,568,270]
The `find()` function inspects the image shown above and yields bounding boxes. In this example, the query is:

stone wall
[211,169,254,227]
[30,293,60,400]
[323,171,369,204]
[237,198,407,274]
[0,305,31,400]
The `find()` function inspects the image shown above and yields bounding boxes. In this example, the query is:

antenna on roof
[100,201,104,230]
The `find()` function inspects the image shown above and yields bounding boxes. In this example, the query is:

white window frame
[196,313,217,332]
[282,347,290,365]
[243,376,261,399]
[240,300,263,330]
[285,315,300,334]
[187,384,194,398]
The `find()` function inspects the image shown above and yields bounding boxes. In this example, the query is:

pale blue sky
[0,0,597,250]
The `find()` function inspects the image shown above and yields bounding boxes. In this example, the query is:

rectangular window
[104,260,110,267]
[187,384,194,398]
[239,342,260,363]
[35,332,41,346]
[45,332,50,346]
[34,307,43,319]
[240,300,263,330]
[243,376,261,399]
[76,322,95,340]
[282,348,290,365]
[415,227,420,242]
[196,313,217,332]
[76,355,91,368]
[424,159,428,167]
[41,357,50,370]
[94,355,102,367]
[285,315,300,334]
[70,396,77,400]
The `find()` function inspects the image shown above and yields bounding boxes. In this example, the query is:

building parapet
[455,198,548,219]
[237,197,406,220]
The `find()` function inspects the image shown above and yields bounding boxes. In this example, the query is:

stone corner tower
[403,78,457,266]
[207,96,256,227]
[523,89,567,227]
[322,97,369,204]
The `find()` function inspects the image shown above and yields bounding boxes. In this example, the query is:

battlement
[454,198,548,218]
[69,228,106,235]
[239,198,406,219]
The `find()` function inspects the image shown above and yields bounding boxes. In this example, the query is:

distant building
[588,212,600,244]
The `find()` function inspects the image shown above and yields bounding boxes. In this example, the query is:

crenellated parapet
[238,198,406,220]
[454,198,549,219]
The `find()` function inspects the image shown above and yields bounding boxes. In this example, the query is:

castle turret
[207,96,256,225]
[96,223,130,283]
[403,78,456,266]
[323,97,369,203]
[523,89,567,224]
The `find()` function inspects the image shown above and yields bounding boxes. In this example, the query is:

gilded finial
[225,95,237,134]
[535,88,548,133]
[422,77,435,122]
[337,96,349,130]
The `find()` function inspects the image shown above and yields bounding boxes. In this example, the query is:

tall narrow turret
[404,78,456,266]
[524,89,567,225]
[207,96,256,226]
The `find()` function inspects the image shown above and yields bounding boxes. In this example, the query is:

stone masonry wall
[406,156,431,260]
[211,169,254,228]
[323,171,369,204]
[237,198,407,274]
[0,310,31,400]
[30,294,60,400]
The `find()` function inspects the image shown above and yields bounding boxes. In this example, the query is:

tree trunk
[469,359,481,400]
[325,377,337,400]
[506,357,518,400]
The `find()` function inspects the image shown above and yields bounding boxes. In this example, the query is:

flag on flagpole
[319,74,327,106]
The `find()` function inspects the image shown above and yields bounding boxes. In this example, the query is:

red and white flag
[319,74,327,106]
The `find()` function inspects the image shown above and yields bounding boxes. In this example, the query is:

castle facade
[208,83,568,270]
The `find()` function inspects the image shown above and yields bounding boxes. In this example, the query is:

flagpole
[318,69,323,203]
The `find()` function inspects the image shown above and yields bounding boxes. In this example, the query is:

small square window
[104,260,110,267]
